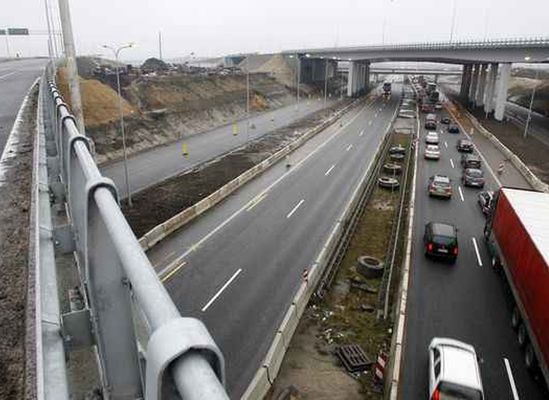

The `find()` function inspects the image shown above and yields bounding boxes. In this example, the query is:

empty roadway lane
[400,107,548,399]
[147,89,400,397]
[0,58,47,155]
[101,97,336,195]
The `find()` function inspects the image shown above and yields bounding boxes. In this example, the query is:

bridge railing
[36,65,228,399]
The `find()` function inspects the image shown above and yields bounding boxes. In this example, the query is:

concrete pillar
[469,64,480,102]
[494,63,511,121]
[460,64,472,99]
[434,74,439,84]
[475,64,488,107]
[484,63,498,114]
[365,63,370,89]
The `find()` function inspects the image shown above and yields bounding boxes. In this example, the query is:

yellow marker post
[182,142,188,156]
[232,122,238,136]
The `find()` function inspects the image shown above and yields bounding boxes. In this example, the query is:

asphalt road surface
[146,88,401,397]
[101,98,336,196]
[400,105,548,399]
[0,58,46,155]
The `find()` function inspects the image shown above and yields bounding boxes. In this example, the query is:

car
[478,190,494,216]
[441,117,451,124]
[429,338,484,400]
[424,145,441,160]
[423,222,459,262]
[428,175,452,198]
[434,102,443,110]
[461,154,481,169]
[457,139,474,153]
[421,103,434,113]
[425,132,439,145]
[389,144,406,155]
[448,124,460,133]
[462,168,485,188]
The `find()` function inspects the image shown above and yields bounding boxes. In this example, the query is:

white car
[425,131,439,145]
[424,145,440,160]
[429,338,484,400]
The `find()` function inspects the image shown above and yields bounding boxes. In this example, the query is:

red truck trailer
[484,187,549,385]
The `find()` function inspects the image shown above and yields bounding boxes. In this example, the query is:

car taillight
[432,388,440,400]
[427,243,434,252]
[453,247,459,256]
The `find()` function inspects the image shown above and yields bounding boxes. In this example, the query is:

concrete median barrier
[240,366,271,400]
[139,98,364,252]
[263,333,285,384]
[292,282,309,319]
[278,305,299,348]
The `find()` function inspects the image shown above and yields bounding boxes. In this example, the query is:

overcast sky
[2,0,548,61]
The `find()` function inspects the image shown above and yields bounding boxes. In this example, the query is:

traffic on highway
[401,78,548,400]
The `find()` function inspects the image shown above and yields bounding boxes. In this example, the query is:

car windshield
[433,235,455,245]
[427,146,439,151]
[438,381,483,400]
[461,141,471,146]
[433,176,449,185]
[467,169,483,177]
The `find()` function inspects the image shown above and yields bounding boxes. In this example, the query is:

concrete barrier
[240,366,271,400]
[139,98,365,252]
[278,305,299,349]
[263,332,286,384]
[292,282,309,319]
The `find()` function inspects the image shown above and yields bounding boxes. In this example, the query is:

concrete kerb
[139,98,365,252]
[240,366,270,400]
[455,104,549,193]
[262,333,286,384]
[278,304,299,349]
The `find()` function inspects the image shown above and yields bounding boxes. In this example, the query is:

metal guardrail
[36,65,229,399]
[284,36,549,55]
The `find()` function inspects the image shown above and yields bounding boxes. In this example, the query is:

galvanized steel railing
[36,65,228,400]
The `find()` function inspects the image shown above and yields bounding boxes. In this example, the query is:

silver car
[425,131,439,145]
[429,338,484,400]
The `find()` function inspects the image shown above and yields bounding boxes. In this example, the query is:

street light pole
[449,0,457,42]
[324,59,329,107]
[246,55,250,142]
[524,68,539,139]
[102,43,135,206]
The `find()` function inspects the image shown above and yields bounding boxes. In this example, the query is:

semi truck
[484,187,549,386]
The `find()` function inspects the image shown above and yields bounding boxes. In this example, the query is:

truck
[484,187,549,386]
[383,81,392,95]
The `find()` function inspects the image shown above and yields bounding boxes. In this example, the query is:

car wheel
[511,306,521,330]
[525,343,539,372]
[517,323,528,348]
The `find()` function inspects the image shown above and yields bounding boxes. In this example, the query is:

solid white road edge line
[504,358,520,400]
[458,186,464,202]
[324,164,335,176]
[472,237,483,267]
[201,268,242,312]
[286,199,305,219]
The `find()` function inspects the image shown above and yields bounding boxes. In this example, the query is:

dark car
[424,222,459,262]
[441,117,451,124]
[389,144,406,155]
[462,168,485,188]
[447,124,460,133]
[478,190,494,216]
[461,154,481,169]
[457,139,474,153]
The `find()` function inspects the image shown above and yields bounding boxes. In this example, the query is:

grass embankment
[270,132,412,399]
[56,67,136,127]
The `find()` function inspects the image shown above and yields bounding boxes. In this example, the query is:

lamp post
[523,61,539,139]
[324,59,329,107]
[102,43,135,206]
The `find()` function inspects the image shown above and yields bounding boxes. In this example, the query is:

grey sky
[2,0,548,61]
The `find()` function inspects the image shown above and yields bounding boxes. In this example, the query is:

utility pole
[523,69,539,139]
[449,0,457,42]
[246,55,250,142]
[43,0,55,64]
[58,0,86,135]
[158,30,162,60]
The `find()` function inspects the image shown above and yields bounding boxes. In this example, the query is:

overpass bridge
[286,37,549,120]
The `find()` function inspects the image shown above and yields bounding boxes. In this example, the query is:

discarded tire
[378,176,400,189]
[357,256,384,279]
[383,163,403,175]
[389,153,405,161]
[389,145,406,155]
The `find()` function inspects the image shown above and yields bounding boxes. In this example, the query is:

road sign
[7,28,29,35]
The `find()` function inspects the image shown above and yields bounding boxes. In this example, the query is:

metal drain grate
[336,344,373,373]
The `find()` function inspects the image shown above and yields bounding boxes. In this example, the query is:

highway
[146,87,401,397]
[0,58,46,155]
[400,104,548,399]
[101,98,336,195]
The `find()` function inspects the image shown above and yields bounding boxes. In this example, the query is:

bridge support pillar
[347,61,369,97]
[475,64,488,107]
[494,62,511,121]
[484,63,498,115]
[460,64,472,100]
[469,64,480,103]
